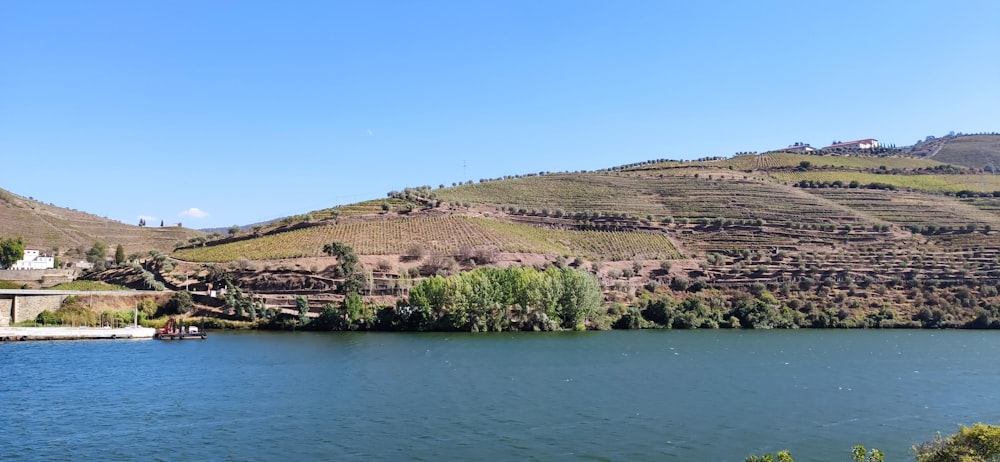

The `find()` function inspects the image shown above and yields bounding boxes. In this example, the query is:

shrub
[914,423,1000,462]
[162,291,194,315]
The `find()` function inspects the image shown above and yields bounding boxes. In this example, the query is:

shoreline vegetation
[22,265,1000,332]
[17,238,1000,332]
[747,423,1000,462]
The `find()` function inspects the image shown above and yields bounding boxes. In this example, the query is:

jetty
[0,326,156,341]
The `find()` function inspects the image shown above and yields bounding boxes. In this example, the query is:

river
[2,330,999,461]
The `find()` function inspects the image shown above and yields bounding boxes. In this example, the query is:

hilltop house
[781,142,815,153]
[823,138,880,150]
[11,249,55,270]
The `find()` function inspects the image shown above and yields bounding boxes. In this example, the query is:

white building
[823,138,880,150]
[11,249,55,270]
[781,142,815,153]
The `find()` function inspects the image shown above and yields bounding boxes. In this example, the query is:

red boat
[155,318,207,340]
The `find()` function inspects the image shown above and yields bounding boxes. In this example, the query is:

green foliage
[0,236,25,269]
[86,242,107,265]
[746,445,885,462]
[137,298,158,317]
[914,423,1000,462]
[404,267,601,332]
[162,291,194,315]
[53,297,98,326]
[315,303,346,330]
[114,244,125,265]
[746,450,793,462]
[0,280,28,289]
[47,281,127,291]
[296,295,310,326]
[851,445,883,462]
[35,309,59,325]
[224,283,261,320]
[342,292,373,330]
[323,241,360,292]
[730,289,794,329]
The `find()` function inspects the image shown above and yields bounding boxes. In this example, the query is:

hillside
[34,142,984,331]
[0,187,204,259]
[148,149,1000,327]
[909,134,1000,170]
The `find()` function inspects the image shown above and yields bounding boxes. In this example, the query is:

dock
[0,326,156,341]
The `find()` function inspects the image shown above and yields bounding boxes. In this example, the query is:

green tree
[851,445,883,462]
[554,267,602,329]
[163,291,194,315]
[746,450,793,462]
[86,242,107,265]
[315,303,345,330]
[343,292,370,330]
[0,236,25,269]
[114,244,125,265]
[227,225,241,236]
[914,423,1000,462]
[323,241,360,283]
[296,295,310,326]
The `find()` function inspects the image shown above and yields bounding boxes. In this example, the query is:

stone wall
[0,294,68,326]
[0,298,12,327]
[0,269,77,287]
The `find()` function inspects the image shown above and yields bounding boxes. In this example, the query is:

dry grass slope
[910,134,1000,170]
[0,188,204,255]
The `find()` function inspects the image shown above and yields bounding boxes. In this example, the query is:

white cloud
[180,207,209,219]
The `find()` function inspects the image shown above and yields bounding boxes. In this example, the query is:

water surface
[2,330,998,461]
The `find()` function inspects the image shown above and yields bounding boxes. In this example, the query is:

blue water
[2,330,999,461]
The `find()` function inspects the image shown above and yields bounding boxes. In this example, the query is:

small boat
[154,318,207,340]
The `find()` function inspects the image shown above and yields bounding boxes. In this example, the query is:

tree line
[307,266,602,332]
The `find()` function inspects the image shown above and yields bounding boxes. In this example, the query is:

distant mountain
[909,134,1000,171]
[0,187,204,259]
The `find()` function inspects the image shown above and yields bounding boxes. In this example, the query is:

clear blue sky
[2,1,998,229]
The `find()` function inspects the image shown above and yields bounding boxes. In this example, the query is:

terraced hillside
[80,146,1000,328]
[0,187,204,256]
[174,216,681,262]
[910,134,1000,170]
[173,154,998,285]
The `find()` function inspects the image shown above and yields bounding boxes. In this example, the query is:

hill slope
[909,134,1000,170]
[85,149,1000,328]
[0,187,204,258]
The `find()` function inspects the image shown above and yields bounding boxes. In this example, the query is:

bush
[137,298,159,317]
[36,310,60,325]
[914,423,1000,462]
[162,291,194,315]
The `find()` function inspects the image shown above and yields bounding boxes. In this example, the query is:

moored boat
[154,318,207,340]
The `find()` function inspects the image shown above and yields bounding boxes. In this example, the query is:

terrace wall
[0,269,77,287]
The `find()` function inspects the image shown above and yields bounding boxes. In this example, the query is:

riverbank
[0,326,156,341]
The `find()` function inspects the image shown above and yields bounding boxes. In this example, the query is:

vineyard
[771,171,1000,193]
[804,188,1000,232]
[173,217,682,262]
